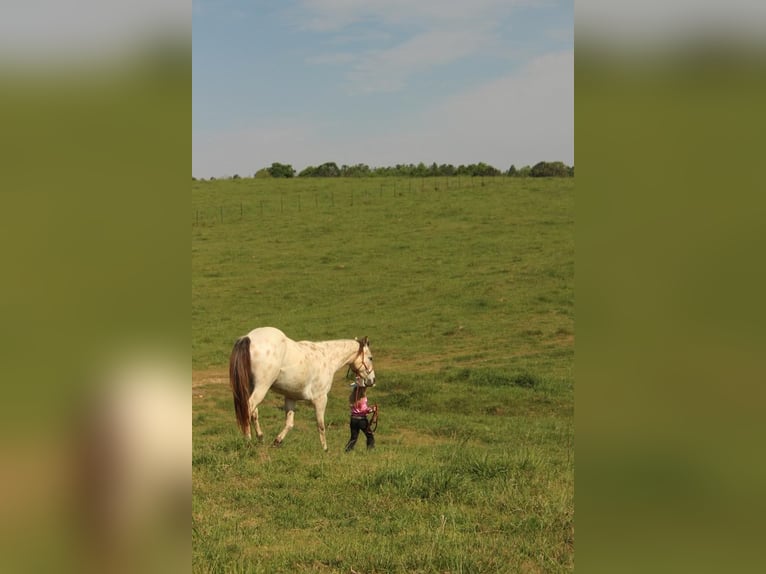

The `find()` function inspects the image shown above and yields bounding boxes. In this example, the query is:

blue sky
[192,0,573,178]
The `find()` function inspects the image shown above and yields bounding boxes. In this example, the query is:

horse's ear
[362,336,370,346]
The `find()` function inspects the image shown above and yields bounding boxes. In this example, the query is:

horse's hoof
[271,440,282,448]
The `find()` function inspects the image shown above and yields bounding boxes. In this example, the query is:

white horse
[228,326,376,451]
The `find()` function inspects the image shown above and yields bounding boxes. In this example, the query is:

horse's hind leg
[272,398,296,447]
[249,403,264,443]
[246,384,270,443]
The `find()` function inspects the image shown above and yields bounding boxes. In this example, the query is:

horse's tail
[229,336,254,436]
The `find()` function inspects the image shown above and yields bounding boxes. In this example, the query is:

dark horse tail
[229,336,253,436]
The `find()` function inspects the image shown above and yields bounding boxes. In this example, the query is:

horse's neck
[319,339,358,372]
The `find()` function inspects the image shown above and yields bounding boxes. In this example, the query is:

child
[344,379,376,452]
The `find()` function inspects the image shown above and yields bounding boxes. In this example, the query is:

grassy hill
[192,176,574,572]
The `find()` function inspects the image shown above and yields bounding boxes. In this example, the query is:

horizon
[192,158,574,179]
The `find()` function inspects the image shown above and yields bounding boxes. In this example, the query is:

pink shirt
[351,396,373,417]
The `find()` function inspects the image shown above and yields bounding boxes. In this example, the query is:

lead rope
[369,403,378,433]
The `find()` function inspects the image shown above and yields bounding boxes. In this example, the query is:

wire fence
[192,176,505,226]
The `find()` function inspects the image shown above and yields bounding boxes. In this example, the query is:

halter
[347,339,373,383]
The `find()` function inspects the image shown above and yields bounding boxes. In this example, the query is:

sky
[192,0,574,178]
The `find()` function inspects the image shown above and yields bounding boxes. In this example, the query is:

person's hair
[349,385,367,405]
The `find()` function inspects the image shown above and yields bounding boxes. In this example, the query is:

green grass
[192,176,573,573]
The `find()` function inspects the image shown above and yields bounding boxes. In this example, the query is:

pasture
[192,176,574,573]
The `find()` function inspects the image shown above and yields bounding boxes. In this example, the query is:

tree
[530,161,571,177]
[341,163,371,177]
[315,162,340,177]
[507,165,517,177]
[267,162,295,178]
[298,165,316,177]
[413,162,428,177]
[298,162,347,177]
[463,162,501,176]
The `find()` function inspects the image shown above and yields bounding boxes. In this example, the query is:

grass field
[192,176,573,573]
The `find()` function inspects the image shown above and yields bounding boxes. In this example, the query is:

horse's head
[352,336,376,386]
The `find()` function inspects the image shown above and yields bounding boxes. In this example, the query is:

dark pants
[345,416,375,451]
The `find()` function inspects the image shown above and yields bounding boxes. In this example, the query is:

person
[344,379,376,452]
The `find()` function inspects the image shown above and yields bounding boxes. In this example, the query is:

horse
[228,326,376,451]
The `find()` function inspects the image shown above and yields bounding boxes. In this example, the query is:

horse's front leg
[272,398,296,447]
[312,394,329,452]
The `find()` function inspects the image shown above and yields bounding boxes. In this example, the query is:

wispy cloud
[349,50,574,168]
[192,50,573,177]
[346,27,493,94]
[298,0,532,30]
[423,50,574,165]
[295,0,535,93]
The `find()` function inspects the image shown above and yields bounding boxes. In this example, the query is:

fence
[192,176,504,226]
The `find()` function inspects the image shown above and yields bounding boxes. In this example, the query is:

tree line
[195,160,574,181]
